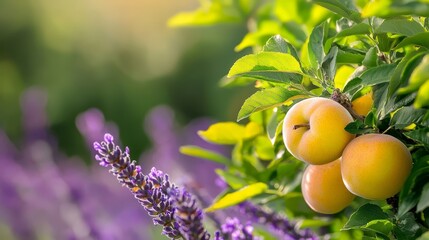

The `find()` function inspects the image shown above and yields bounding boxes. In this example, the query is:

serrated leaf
[360,64,396,86]
[417,183,429,212]
[237,88,302,121]
[403,129,429,148]
[343,204,390,232]
[393,212,421,240]
[311,0,362,23]
[396,32,429,50]
[179,145,230,165]
[198,122,246,144]
[375,18,425,37]
[390,107,428,129]
[263,35,300,61]
[205,182,268,212]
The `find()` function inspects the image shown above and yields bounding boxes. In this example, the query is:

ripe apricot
[301,159,356,214]
[351,92,373,116]
[341,134,413,200]
[282,97,355,165]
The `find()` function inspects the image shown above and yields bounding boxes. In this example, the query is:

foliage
[174,0,429,239]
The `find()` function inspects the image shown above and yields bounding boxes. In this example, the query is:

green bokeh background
[0,0,253,159]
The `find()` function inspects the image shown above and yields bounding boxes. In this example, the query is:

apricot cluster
[282,97,413,214]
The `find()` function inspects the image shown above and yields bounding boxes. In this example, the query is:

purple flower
[94,133,182,239]
[220,217,261,240]
[239,202,319,240]
[171,188,210,240]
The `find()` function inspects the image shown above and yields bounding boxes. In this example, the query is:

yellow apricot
[282,97,355,165]
[351,92,373,116]
[302,159,356,214]
[341,134,413,200]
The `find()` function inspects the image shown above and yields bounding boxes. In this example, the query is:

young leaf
[417,183,429,212]
[227,52,304,83]
[335,22,371,38]
[263,35,300,61]
[198,122,246,144]
[237,88,302,121]
[228,52,302,77]
[179,145,231,165]
[205,182,268,212]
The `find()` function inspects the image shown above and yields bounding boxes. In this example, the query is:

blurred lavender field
[0,88,227,240]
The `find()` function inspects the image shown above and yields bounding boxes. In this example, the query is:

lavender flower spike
[94,134,182,239]
[171,188,211,240]
[239,201,319,240]
[221,217,261,240]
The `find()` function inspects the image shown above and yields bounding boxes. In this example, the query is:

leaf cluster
[173,0,429,239]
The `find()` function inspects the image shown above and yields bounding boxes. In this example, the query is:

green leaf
[343,204,391,234]
[403,128,429,148]
[308,23,326,68]
[254,136,275,160]
[335,22,371,38]
[205,182,268,212]
[179,145,230,165]
[227,52,304,83]
[375,18,425,37]
[311,0,362,23]
[198,122,246,144]
[393,213,421,240]
[345,120,374,134]
[362,47,378,68]
[321,45,338,82]
[343,77,363,96]
[215,169,247,190]
[237,88,302,121]
[399,154,429,216]
[390,107,428,129]
[263,35,300,61]
[396,32,429,50]
[360,64,396,86]
[388,50,427,97]
[417,183,429,212]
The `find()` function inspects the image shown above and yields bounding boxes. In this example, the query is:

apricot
[341,134,413,200]
[282,97,355,165]
[351,92,373,116]
[301,159,356,214]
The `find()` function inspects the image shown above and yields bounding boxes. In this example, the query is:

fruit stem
[330,88,364,121]
[293,124,310,130]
